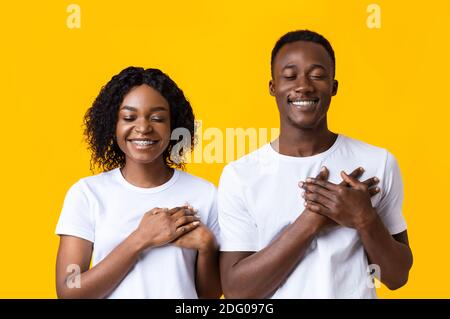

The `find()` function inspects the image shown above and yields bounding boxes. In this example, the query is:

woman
[55,67,221,298]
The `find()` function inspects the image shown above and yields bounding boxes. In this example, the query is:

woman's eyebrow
[120,105,137,111]
[149,106,169,112]
[120,105,169,112]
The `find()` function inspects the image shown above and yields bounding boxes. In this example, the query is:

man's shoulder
[337,135,400,176]
[221,144,272,178]
[339,135,391,158]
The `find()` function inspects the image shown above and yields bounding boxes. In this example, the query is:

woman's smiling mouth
[128,139,159,149]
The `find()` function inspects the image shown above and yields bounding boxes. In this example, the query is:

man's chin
[286,116,318,130]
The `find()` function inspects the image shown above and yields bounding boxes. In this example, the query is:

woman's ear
[269,79,275,96]
[332,80,338,96]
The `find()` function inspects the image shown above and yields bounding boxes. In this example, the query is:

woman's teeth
[131,140,156,146]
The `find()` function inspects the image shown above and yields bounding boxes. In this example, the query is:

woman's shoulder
[176,170,217,194]
[75,168,117,186]
[66,168,119,196]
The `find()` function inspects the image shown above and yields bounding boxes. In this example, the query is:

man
[218,30,413,298]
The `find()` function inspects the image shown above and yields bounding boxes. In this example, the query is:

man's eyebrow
[282,64,297,71]
[309,64,327,71]
[281,64,328,72]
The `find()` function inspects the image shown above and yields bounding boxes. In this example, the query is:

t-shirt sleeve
[205,185,220,245]
[55,180,95,242]
[376,152,407,235]
[218,164,258,252]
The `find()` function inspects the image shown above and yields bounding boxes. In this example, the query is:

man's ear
[332,80,338,96]
[269,79,275,96]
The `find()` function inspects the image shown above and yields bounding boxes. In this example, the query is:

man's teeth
[131,140,156,146]
[291,100,318,106]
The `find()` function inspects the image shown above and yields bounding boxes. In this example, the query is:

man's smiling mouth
[287,97,319,108]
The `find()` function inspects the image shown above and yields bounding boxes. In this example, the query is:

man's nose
[294,76,314,93]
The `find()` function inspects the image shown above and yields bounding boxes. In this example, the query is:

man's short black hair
[271,30,336,77]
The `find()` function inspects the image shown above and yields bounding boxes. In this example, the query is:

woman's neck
[120,158,173,188]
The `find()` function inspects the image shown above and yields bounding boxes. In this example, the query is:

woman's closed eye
[151,116,166,122]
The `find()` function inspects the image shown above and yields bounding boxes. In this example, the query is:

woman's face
[116,84,171,166]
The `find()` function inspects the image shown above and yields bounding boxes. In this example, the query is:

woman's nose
[134,119,153,134]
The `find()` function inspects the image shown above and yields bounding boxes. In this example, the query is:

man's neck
[275,125,338,157]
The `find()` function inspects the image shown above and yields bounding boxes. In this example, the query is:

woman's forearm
[57,231,145,299]
[195,240,222,298]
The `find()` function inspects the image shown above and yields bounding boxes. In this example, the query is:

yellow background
[0,0,449,298]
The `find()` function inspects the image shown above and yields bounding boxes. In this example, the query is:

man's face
[270,41,338,130]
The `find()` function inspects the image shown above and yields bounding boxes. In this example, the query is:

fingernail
[374,177,379,183]
[304,201,307,206]
[359,167,365,172]
[193,221,200,226]
[299,181,304,188]
[306,178,313,183]
[321,166,326,171]
[195,214,200,218]
[301,192,305,198]
[375,187,380,192]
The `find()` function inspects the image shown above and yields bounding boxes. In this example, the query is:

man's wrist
[296,210,323,238]
[355,208,378,233]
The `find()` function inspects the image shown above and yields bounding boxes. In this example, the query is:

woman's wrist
[128,229,150,254]
[198,233,218,254]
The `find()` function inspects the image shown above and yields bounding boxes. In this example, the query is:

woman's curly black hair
[83,66,195,172]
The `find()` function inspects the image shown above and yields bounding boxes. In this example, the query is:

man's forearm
[358,210,413,290]
[223,211,320,298]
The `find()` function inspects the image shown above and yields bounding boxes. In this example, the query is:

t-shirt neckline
[267,134,343,162]
[112,167,180,194]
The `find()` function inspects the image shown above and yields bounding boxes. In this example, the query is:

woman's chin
[126,154,164,166]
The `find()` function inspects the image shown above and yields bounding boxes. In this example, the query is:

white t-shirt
[218,134,407,299]
[56,168,219,299]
